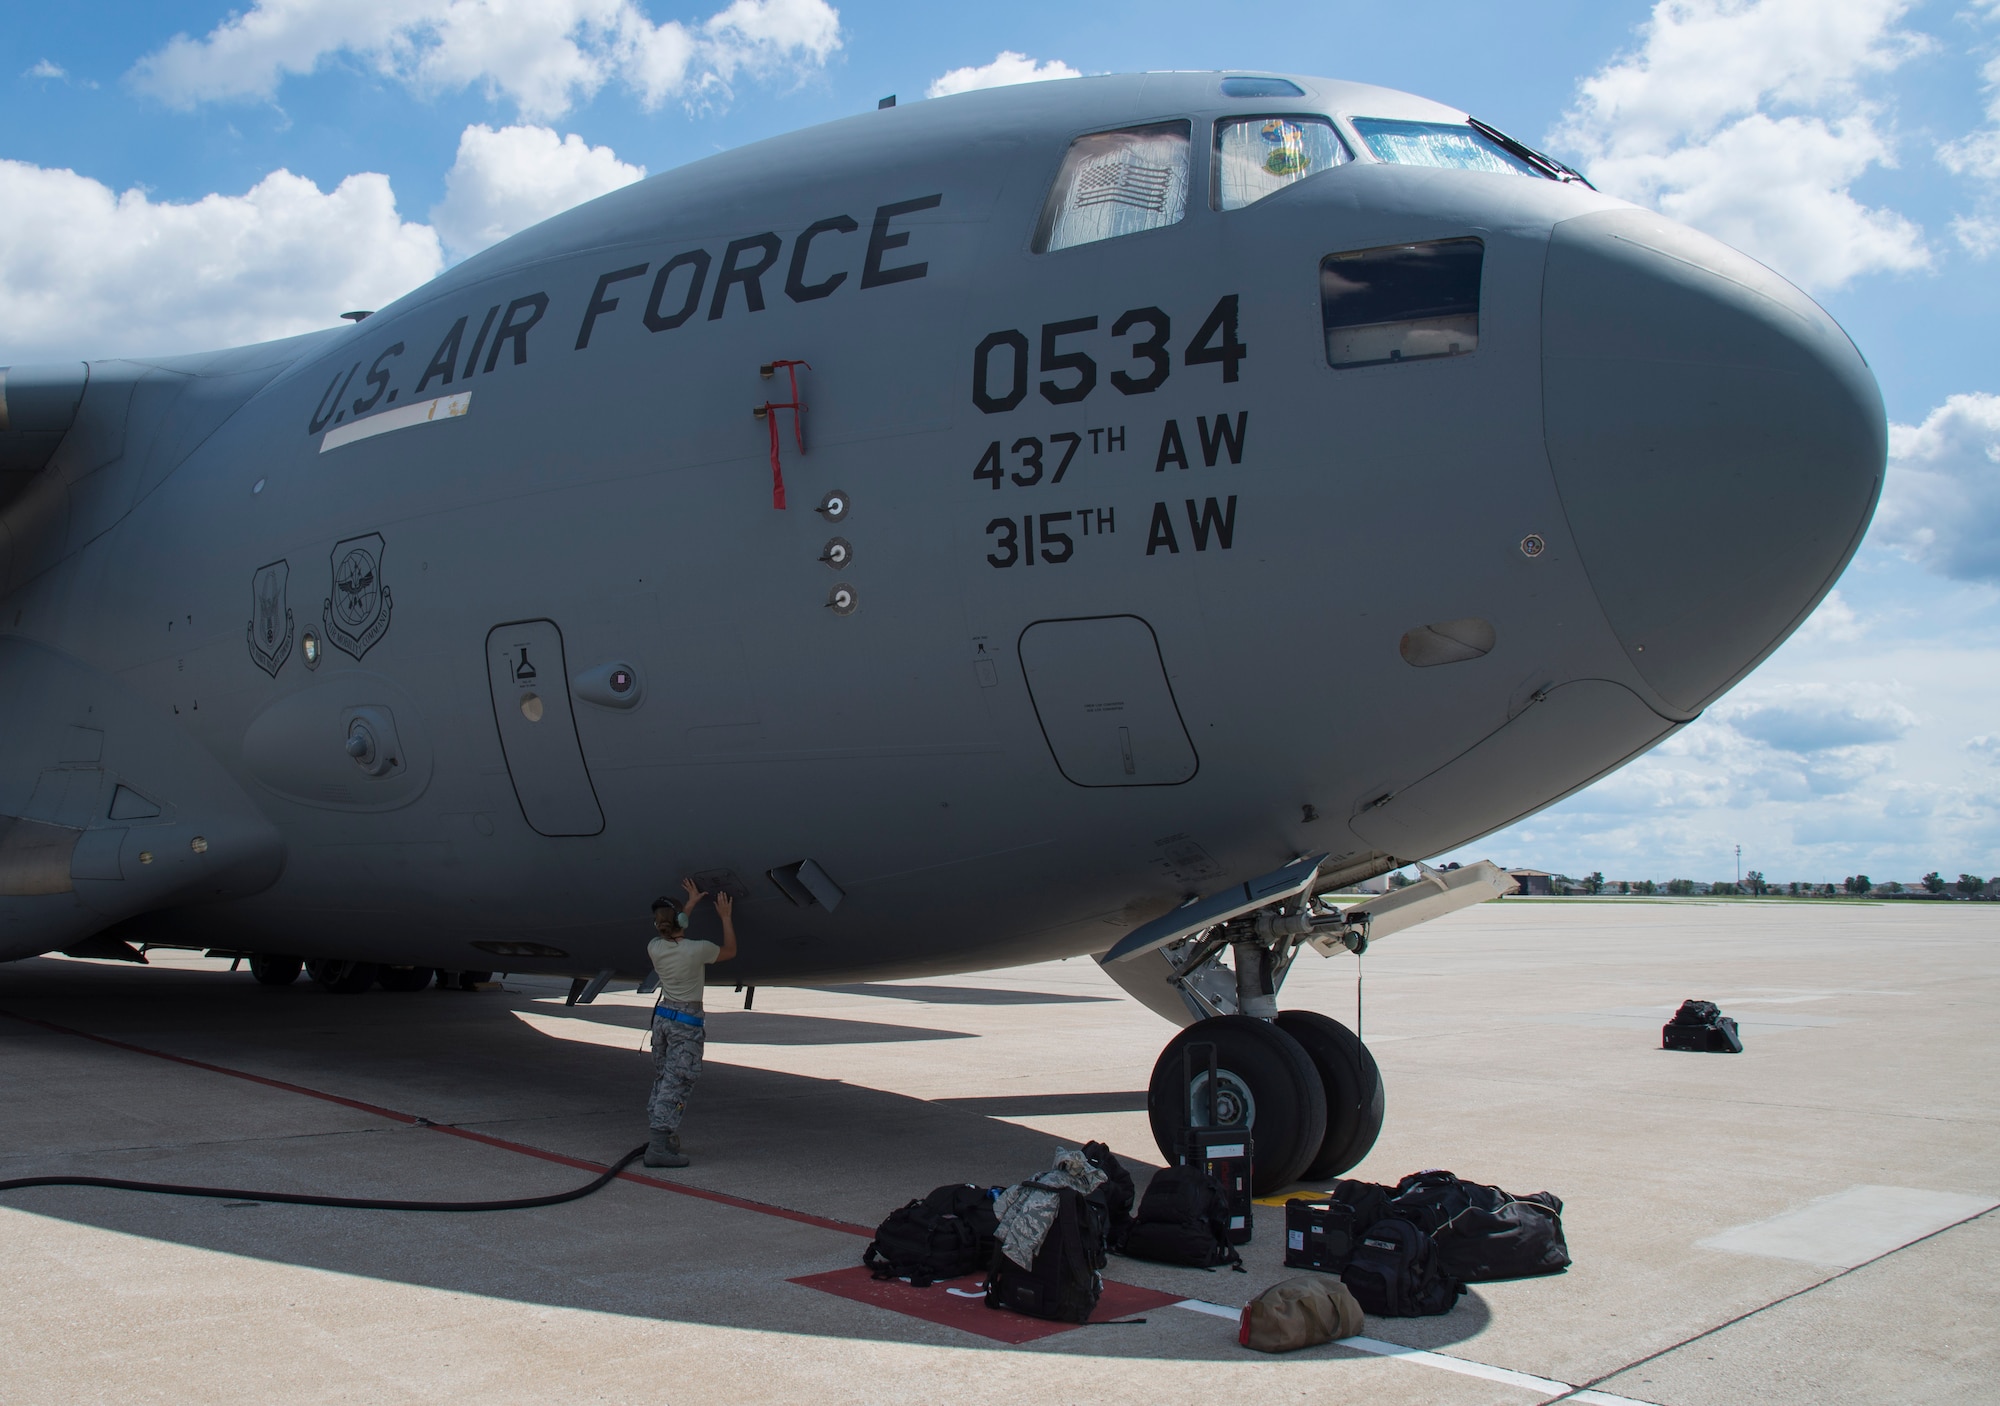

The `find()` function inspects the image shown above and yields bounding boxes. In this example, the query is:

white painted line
[1699,1185,1997,1268]
[1171,1301,1663,1403]
[1174,1297,1240,1320]
[1345,1335,1573,1395]
[320,392,470,453]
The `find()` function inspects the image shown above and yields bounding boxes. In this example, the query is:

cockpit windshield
[1214,117,1350,210]
[1349,118,1548,178]
[1035,122,1191,253]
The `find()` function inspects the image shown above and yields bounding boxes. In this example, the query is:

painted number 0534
[971,295,1245,414]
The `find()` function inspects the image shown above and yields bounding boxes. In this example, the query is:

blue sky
[4,0,1999,883]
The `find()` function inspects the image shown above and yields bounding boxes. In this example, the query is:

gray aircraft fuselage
[0,72,1883,984]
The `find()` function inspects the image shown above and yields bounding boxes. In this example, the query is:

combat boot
[643,1129,689,1168]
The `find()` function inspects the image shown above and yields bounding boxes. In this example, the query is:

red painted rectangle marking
[791,1265,1183,1343]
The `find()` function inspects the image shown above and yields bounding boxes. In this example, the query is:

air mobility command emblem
[245,559,294,677]
[323,533,393,659]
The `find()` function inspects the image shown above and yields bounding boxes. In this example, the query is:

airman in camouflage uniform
[643,878,737,1167]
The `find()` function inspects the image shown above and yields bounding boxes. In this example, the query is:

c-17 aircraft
[0,71,1881,1193]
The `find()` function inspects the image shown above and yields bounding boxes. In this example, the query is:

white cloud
[129,0,842,121]
[26,59,67,81]
[1714,682,1916,752]
[1874,392,2000,581]
[1939,40,2000,253]
[1966,734,2000,762]
[1552,0,1931,290]
[431,123,643,259]
[927,51,1079,99]
[0,159,442,363]
[1941,126,2000,183]
[1790,588,1863,643]
[1951,212,2000,256]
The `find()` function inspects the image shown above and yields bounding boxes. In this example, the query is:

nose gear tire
[1146,1015,1328,1195]
[1273,1009,1385,1180]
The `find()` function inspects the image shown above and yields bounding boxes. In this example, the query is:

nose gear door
[1017,614,1198,786]
[485,620,604,836]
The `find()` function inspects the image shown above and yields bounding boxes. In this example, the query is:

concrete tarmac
[1,897,1994,1405]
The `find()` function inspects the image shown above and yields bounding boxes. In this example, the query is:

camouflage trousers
[647,1007,706,1134]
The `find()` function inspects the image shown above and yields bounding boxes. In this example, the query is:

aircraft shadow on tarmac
[803,982,1120,1005]
[535,1000,976,1045]
[0,960,1494,1357]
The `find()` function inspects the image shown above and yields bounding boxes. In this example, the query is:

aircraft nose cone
[1542,208,1885,715]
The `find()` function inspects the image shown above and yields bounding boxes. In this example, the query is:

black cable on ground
[0,1145,649,1212]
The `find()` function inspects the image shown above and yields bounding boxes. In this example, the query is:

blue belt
[654,1005,705,1028]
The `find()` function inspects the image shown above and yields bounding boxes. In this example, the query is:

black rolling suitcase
[1180,1041,1254,1244]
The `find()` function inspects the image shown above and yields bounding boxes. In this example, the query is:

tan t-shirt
[647,935,721,1006]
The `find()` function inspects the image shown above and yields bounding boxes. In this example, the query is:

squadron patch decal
[246,559,294,677]
[323,533,393,660]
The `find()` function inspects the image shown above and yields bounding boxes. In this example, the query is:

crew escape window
[1321,239,1484,369]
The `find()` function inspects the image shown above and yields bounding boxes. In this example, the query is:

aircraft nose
[1541,208,1885,715]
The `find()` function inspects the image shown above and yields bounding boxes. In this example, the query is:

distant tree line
[1507,869,1995,898]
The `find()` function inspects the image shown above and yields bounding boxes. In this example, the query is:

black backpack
[984,1186,1108,1322]
[1387,1171,1570,1282]
[863,1184,999,1287]
[1081,1140,1136,1251]
[1340,1216,1465,1317]
[1329,1177,1397,1233]
[1118,1164,1245,1271]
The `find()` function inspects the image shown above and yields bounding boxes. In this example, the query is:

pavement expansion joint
[1552,1205,1999,1401]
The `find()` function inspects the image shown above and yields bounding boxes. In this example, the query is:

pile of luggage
[1282,1169,1570,1317]
[862,1139,1259,1324]
[861,1146,1569,1339]
[860,1140,1137,1322]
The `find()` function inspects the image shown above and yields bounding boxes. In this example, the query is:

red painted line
[792,1266,1184,1343]
[0,1007,872,1238]
[0,1008,419,1123]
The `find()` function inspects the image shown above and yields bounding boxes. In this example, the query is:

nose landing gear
[1107,853,1475,1195]
[1111,857,1513,1193]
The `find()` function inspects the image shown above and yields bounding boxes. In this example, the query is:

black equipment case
[1283,1197,1357,1272]
[1181,1041,1254,1244]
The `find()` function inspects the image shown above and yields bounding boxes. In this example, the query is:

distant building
[1508,869,1553,896]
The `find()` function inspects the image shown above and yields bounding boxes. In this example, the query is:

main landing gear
[1113,858,1388,1195]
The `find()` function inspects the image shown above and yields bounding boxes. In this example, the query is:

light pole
[1736,844,1742,886]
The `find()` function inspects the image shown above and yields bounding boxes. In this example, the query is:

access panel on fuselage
[485,620,604,837]
[1017,615,1198,787]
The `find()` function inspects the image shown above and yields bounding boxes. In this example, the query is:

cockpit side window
[1214,116,1351,210]
[1349,118,1548,178]
[1034,121,1191,254]
[1321,239,1483,369]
